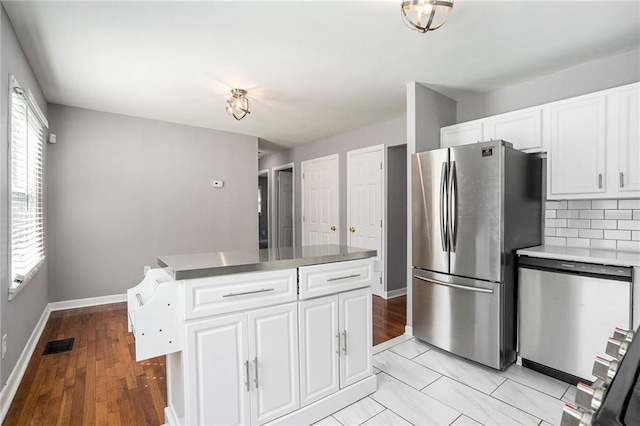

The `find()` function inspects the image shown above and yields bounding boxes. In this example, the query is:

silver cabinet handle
[244,360,250,392]
[253,357,259,388]
[620,172,625,188]
[440,162,448,252]
[448,161,458,252]
[135,293,144,307]
[222,288,274,298]
[335,333,340,354]
[342,330,348,355]
[327,274,360,282]
[598,173,603,189]
[414,275,493,294]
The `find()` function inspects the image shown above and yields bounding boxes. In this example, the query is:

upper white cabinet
[549,94,607,196]
[618,85,640,193]
[483,108,545,152]
[441,121,484,147]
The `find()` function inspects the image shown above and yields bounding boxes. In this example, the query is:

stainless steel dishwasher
[518,256,633,384]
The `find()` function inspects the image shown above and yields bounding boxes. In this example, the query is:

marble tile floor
[317,337,576,426]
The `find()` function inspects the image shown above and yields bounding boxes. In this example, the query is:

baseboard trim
[49,293,127,311]
[373,333,411,354]
[0,303,52,422]
[383,288,407,299]
[405,325,413,337]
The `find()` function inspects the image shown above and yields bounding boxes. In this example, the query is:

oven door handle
[414,275,493,294]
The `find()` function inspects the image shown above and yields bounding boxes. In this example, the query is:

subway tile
[556,228,579,238]
[619,200,640,210]
[592,200,618,209]
[579,210,604,219]
[544,228,556,237]
[567,219,590,228]
[373,351,441,390]
[634,210,640,220]
[568,200,591,209]
[491,380,564,425]
[618,220,640,231]
[544,210,556,219]
[557,210,579,219]
[332,397,385,425]
[591,239,617,250]
[633,231,640,241]
[567,238,590,248]
[591,219,617,229]
[545,219,567,228]
[604,230,631,240]
[617,240,640,252]
[545,236,566,246]
[579,229,604,239]
[546,201,567,210]
[605,210,632,220]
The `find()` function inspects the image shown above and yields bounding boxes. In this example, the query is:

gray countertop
[158,244,377,280]
[517,245,640,268]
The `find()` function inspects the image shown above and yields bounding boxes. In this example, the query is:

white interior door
[277,169,294,247]
[347,146,383,296]
[302,155,339,246]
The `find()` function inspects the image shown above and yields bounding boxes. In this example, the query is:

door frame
[346,145,385,298]
[301,154,339,247]
[258,169,270,248]
[271,163,295,249]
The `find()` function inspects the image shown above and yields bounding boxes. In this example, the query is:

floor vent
[43,338,74,355]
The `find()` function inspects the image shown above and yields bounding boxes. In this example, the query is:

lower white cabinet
[185,303,300,426]
[299,287,372,406]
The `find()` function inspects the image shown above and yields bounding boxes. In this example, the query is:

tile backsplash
[544,199,640,252]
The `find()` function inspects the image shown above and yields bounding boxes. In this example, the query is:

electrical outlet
[143,266,151,275]
[2,334,7,359]
[212,180,224,188]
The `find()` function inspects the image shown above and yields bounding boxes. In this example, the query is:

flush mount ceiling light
[226,88,251,120]
[401,0,454,33]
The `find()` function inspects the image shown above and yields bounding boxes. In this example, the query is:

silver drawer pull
[244,360,250,392]
[222,288,275,298]
[414,275,494,294]
[327,274,361,282]
[253,357,259,388]
[342,330,348,355]
[135,293,145,307]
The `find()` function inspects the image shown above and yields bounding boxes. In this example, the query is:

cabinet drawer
[185,269,297,319]
[299,259,373,300]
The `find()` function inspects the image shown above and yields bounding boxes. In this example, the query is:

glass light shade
[401,0,454,33]
[226,89,251,120]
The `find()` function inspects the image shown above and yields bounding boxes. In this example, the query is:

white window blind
[10,76,47,288]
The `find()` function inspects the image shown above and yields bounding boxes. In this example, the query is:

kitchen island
[127,244,377,425]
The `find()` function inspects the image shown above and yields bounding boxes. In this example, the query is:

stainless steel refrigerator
[412,140,541,370]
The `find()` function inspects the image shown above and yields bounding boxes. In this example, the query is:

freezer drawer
[412,269,503,369]
[519,266,632,382]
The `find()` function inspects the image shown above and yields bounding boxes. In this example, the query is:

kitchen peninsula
[127,244,377,425]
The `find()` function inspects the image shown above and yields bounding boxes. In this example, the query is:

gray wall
[259,115,407,250]
[457,48,640,122]
[386,145,407,292]
[0,5,50,386]
[47,105,258,302]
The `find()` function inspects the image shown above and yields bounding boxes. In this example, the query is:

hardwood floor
[4,295,406,425]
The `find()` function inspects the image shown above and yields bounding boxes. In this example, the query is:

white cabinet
[299,287,372,406]
[549,94,607,197]
[483,108,545,152]
[185,303,299,426]
[618,85,640,193]
[440,121,484,147]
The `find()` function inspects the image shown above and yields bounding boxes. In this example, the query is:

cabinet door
[186,313,250,426]
[248,303,300,425]
[550,95,607,196]
[298,296,340,406]
[441,121,484,147]
[339,288,372,388]
[618,86,640,193]
[483,108,543,152]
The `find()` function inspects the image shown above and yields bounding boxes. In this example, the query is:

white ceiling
[4,1,640,150]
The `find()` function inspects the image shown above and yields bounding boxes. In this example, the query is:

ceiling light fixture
[401,0,454,33]
[226,88,251,120]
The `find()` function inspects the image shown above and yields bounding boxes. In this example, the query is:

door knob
[349,227,356,233]
[330,226,337,231]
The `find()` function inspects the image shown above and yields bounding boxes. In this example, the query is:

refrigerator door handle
[414,275,494,294]
[448,161,458,252]
[440,162,448,252]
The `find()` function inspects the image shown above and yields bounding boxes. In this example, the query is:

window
[9,75,48,293]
